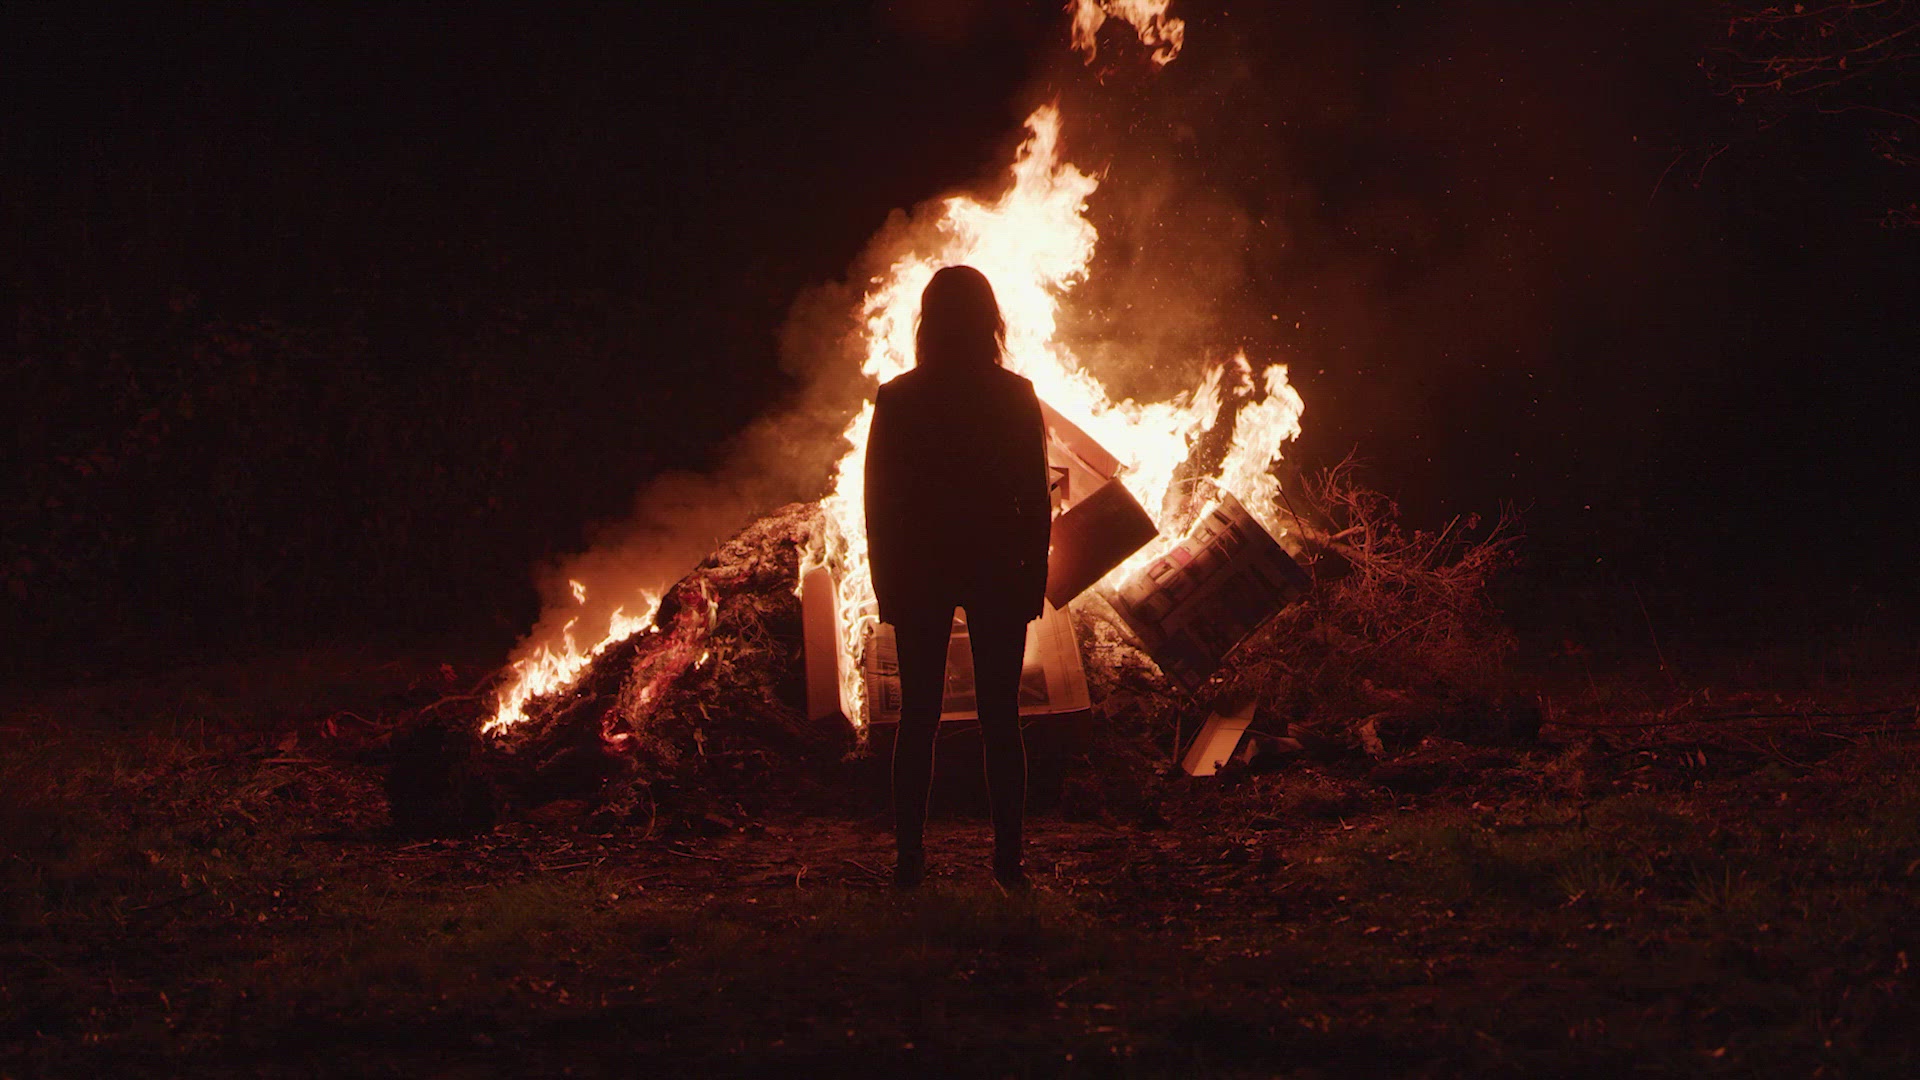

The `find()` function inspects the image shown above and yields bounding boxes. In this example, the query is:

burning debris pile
[391,504,837,836]
[388,468,1524,835]
[388,4,1533,833]
[1155,464,1532,769]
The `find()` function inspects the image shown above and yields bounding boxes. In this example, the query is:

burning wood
[365,0,1544,848]
[393,461,1525,833]
[458,98,1316,800]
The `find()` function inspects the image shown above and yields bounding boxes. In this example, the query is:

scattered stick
[842,858,884,879]
[1630,582,1670,676]
[1545,705,1916,731]
[1685,707,1916,723]
[125,889,210,915]
[1727,731,1816,771]
[417,692,484,717]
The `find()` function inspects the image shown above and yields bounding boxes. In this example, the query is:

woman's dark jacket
[864,364,1052,626]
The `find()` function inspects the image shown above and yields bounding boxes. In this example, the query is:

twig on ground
[1545,705,1916,731]
[539,859,606,872]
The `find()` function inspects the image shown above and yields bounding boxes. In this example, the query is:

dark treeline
[5,1,1916,675]
[1,3,1052,673]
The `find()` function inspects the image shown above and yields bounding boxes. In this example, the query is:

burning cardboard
[1046,478,1158,608]
[1039,400,1121,508]
[1106,492,1311,688]
[861,602,1090,725]
[1040,401,1159,607]
[802,397,1152,728]
[802,565,1090,727]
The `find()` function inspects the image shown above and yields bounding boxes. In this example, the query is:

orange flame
[483,582,660,735]
[484,2,1306,737]
[1069,0,1186,66]
[812,103,1304,729]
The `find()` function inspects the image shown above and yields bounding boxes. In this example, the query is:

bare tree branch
[1701,0,1920,222]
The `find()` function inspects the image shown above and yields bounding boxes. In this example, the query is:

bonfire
[388,1,1524,835]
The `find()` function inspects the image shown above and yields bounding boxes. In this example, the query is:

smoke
[1038,1,1715,525]
[498,198,950,692]
[500,2,1229,697]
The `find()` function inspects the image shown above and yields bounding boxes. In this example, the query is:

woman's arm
[1015,390,1053,618]
[863,386,904,622]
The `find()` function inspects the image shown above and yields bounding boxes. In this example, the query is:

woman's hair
[915,265,1006,371]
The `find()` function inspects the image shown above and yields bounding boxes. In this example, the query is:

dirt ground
[3,649,1918,1078]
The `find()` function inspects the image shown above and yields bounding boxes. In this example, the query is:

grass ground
[2,651,1917,1077]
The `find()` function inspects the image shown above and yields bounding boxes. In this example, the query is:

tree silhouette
[1710,0,1920,225]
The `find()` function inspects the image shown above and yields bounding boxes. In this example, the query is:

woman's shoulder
[984,365,1038,399]
[875,369,923,408]
[881,366,1037,414]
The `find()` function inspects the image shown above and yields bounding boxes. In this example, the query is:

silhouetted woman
[865,265,1052,890]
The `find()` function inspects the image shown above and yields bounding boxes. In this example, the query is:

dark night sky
[5,1,1916,668]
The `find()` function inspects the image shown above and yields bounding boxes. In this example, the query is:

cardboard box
[859,600,1091,725]
[1106,492,1311,688]
[1181,697,1259,776]
[804,396,1159,728]
[1045,477,1159,608]
[1038,399,1120,505]
[1038,402,1158,606]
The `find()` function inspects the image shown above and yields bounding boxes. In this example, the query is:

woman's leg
[890,613,953,879]
[966,610,1030,883]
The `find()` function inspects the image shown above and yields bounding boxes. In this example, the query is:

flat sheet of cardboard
[1045,477,1159,608]
[1181,697,1259,776]
[859,601,1090,724]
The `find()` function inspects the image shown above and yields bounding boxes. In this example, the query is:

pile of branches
[1189,460,1530,759]
[389,463,1530,832]
[388,504,842,835]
